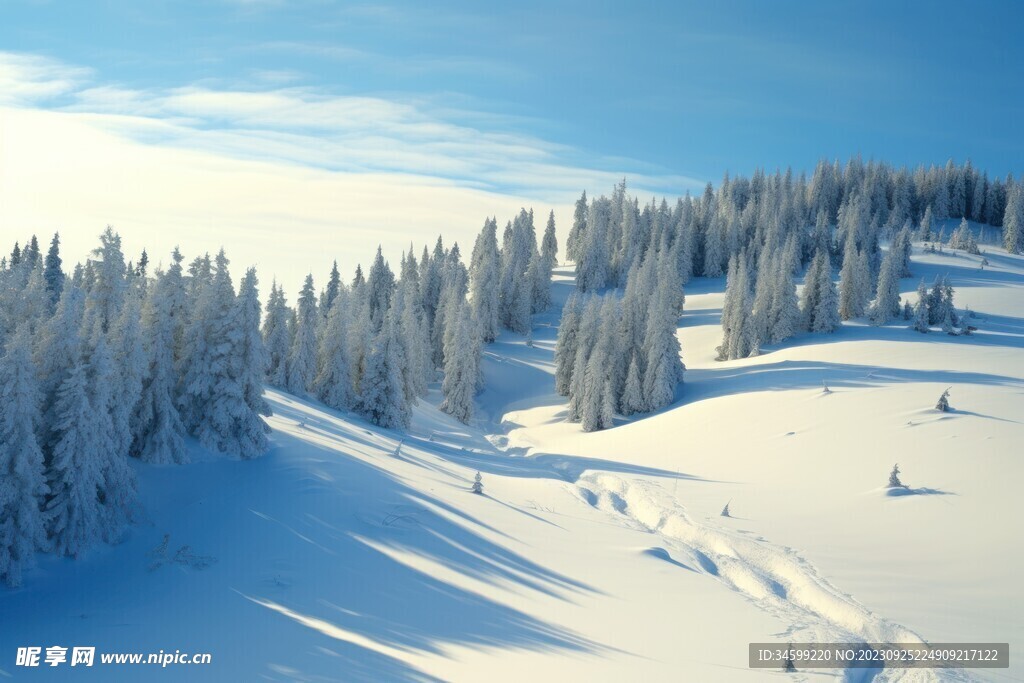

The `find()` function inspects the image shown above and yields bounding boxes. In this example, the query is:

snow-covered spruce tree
[801,248,841,333]
[358,312,409,429]
[314,286,355,411]
[397,271,432,398]
[433,244,469,367]
[132,259,188,465]
[918,205,934,242]
[537,210,558,310]
[619,353,644,416]
[0,326,49,586]
[888,463,905,488]
[109,290,147,457]
[179,251,268,458]
[86,333,137,542]
[262,281,291,387]
[580,296,620,431]
[565,190,587,263]
[237,268,271,420]
[642,271,685,411]
[566,296,601,421]
[286,274,318,395]
[870,245,902,326]
[576,200,610,291]
[895,221,913,277]
[82,226,128,336]
[554,293,582,396]
[44,360,104,558]
[838,228,869,320]
[367,246,396,331]
[469,217,501,343]
[717,252,756,360]
[1004,184,1024,254]
[43,232,65,307]
[323,260,341,314]
[440,300,480,424]
[769,236,801,343]
[911,280,931,333]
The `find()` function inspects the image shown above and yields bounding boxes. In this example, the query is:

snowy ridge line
[570,473,972,682]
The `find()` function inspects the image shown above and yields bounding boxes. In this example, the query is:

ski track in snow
[482,434,972,682]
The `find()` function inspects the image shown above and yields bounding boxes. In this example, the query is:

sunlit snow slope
[2,233,1021,682]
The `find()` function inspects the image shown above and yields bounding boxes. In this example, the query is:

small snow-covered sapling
[471,471,483,495]
[888,463,906,489]
[935,388,951,412]
[720,501,731,518]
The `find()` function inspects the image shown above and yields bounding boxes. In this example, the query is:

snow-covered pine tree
[44,360,104,558]
[888,463,905,488]
[237,268,271,420]
[1004,185,1023,254]
[357,313,409,429]
[870,245,902,325]
[802,248,841,333]
[469,217,501,343]
[0,326,49,586]
[566,296,601,421]
[538,210,558,308]
[580,296,619,431]
[769,236,801,343]
[918,205,934,242]
[838,229,867,320]
[440,301,480,424]
[86,333,137,542]
[619,352,644,416]
[286,274,318,395]
[262,281,291,387]
[554,293,582,396]
[566,191,587,263]
[717,252,756,359]
[109,290,147,457]
[315,286,355,411]
[132,260,189,465]
[911,280,931,333]
[642,272,685,410]
[82,226,128,336]
[367,246,396,331]
[324,260,341,314]
[43,232,65,307]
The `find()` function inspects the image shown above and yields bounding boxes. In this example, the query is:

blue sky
[1,0,1021,292]
[3,0,1021,185]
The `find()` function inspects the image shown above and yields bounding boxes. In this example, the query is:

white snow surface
[2,240,1021,682]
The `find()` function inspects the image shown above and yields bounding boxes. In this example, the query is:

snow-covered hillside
[2,238,1021,682]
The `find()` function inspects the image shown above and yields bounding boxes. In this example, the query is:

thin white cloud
[0,52,92,105]
[0,50,701,294]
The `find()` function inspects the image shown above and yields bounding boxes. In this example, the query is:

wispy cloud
[0,49,700,294]
[0,52,91,105]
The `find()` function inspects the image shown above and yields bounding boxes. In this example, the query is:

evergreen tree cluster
[0,229,268,585]
[565,163,1012,360]
[948,219,981,255]
[910,275,963,335]
[265,211,558,429]
[554,241,685,432]
[568,160,1019,301]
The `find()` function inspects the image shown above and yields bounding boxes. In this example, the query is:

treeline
[0,213,558,585]
[567,159,1022,302]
